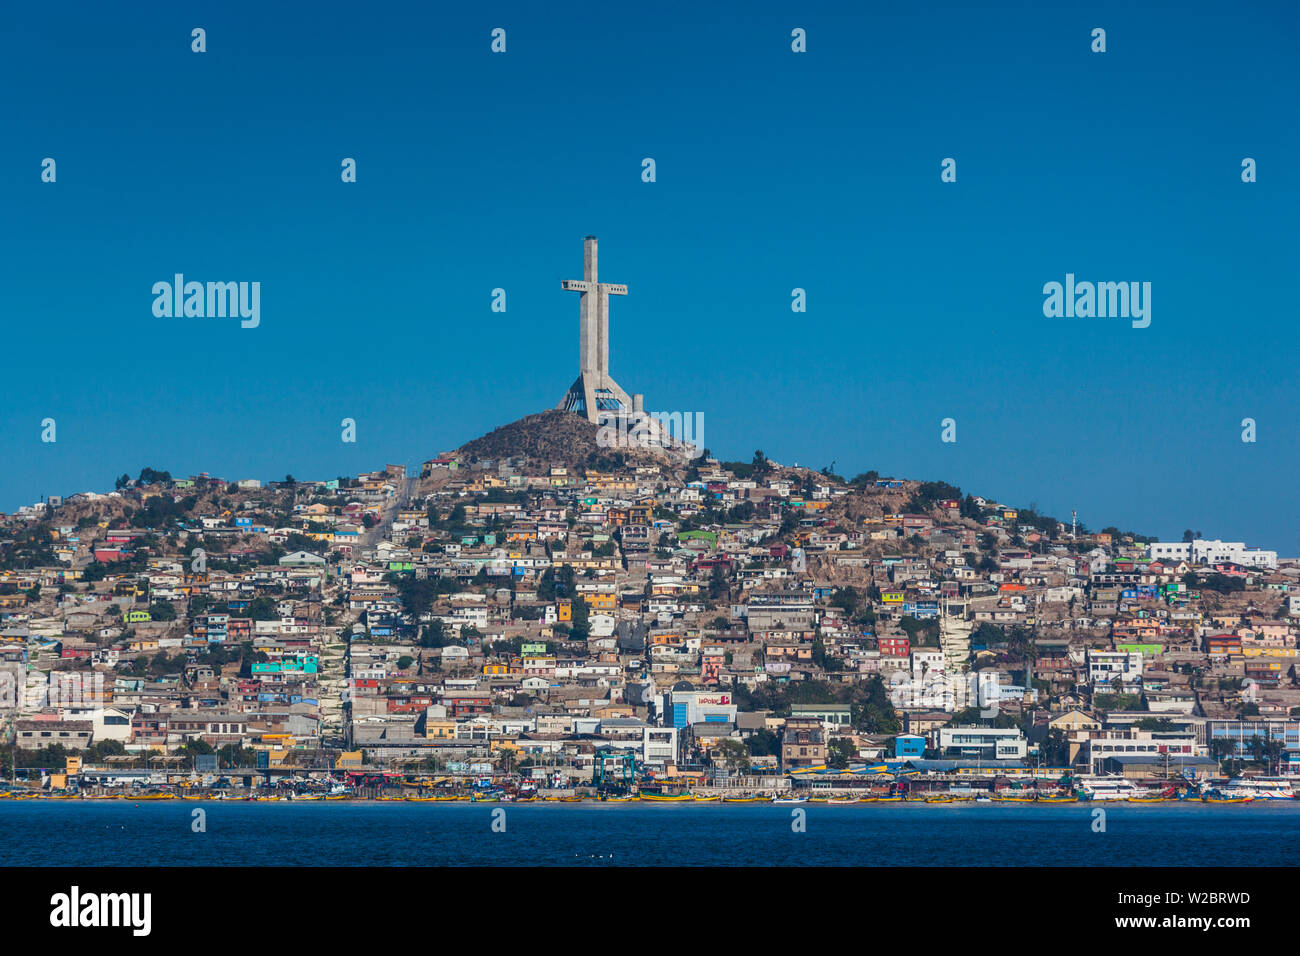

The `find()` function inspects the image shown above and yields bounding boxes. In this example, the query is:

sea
[3,800,1299,866]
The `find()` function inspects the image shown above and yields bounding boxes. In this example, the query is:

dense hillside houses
[2,450,1299,796]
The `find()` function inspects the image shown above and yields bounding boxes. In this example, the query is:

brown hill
[457,410,600,466]
[455,409,697,471]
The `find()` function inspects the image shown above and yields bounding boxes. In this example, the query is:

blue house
[894,734,927,759]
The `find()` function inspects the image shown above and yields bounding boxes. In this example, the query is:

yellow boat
[1204,796,1254,804]
[994,795,1036,803]
[1127,796,1166,803]
[639,792,694,802]
[602,797,632,803]
[923,797,954,804]
[693,794,720,802]
[874,796,903,802]
[1038,796,1078,803]
[723,796,766,803]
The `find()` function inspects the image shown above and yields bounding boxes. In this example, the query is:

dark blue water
[3,801,1297,866]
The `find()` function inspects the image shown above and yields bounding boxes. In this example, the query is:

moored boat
[639,792,694,802]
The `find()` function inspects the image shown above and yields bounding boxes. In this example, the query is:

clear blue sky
[2,0,1297,552]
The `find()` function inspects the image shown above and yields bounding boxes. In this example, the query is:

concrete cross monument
[557,236,639,423]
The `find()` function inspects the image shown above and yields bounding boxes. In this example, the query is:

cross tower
[556,236,635,423]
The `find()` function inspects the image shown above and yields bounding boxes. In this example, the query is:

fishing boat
[771,795,809,804]
[601,796,632,803]
[1037,795,1078,803]
[1221,777,1296,800]
[1203,794,1255,804]
[875,796,904,803]
[1076,776,1158,801]
[722,795,766,803]
[993,794,1036,803]
[639,792,694,802]
[827,797,860,805]
[692,794,720,802]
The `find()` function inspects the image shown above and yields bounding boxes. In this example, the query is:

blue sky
[2,0,1297,551]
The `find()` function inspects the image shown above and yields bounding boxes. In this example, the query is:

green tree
[570,596,591,641]
[149,600,177,621]
[827,738,856,769]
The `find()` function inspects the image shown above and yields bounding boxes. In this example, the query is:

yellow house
[585,592,616,611]
[424,720,456,740]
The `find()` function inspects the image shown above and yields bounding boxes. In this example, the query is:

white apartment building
[1087,650,1144,686]
[1147,540,1277,570]
[1080,731,1198,773]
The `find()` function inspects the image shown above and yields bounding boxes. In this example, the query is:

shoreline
[0,792,1282,806]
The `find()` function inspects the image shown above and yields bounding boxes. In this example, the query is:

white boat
[1076,776,1158,800]
[772,796,809,804]
[1221,777,1295,800]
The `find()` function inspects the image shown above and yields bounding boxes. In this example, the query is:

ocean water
[2,801,1298,866]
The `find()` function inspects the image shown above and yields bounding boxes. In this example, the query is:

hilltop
[453,410,697,471]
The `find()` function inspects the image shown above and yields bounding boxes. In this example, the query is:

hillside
[454,410,693,470]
